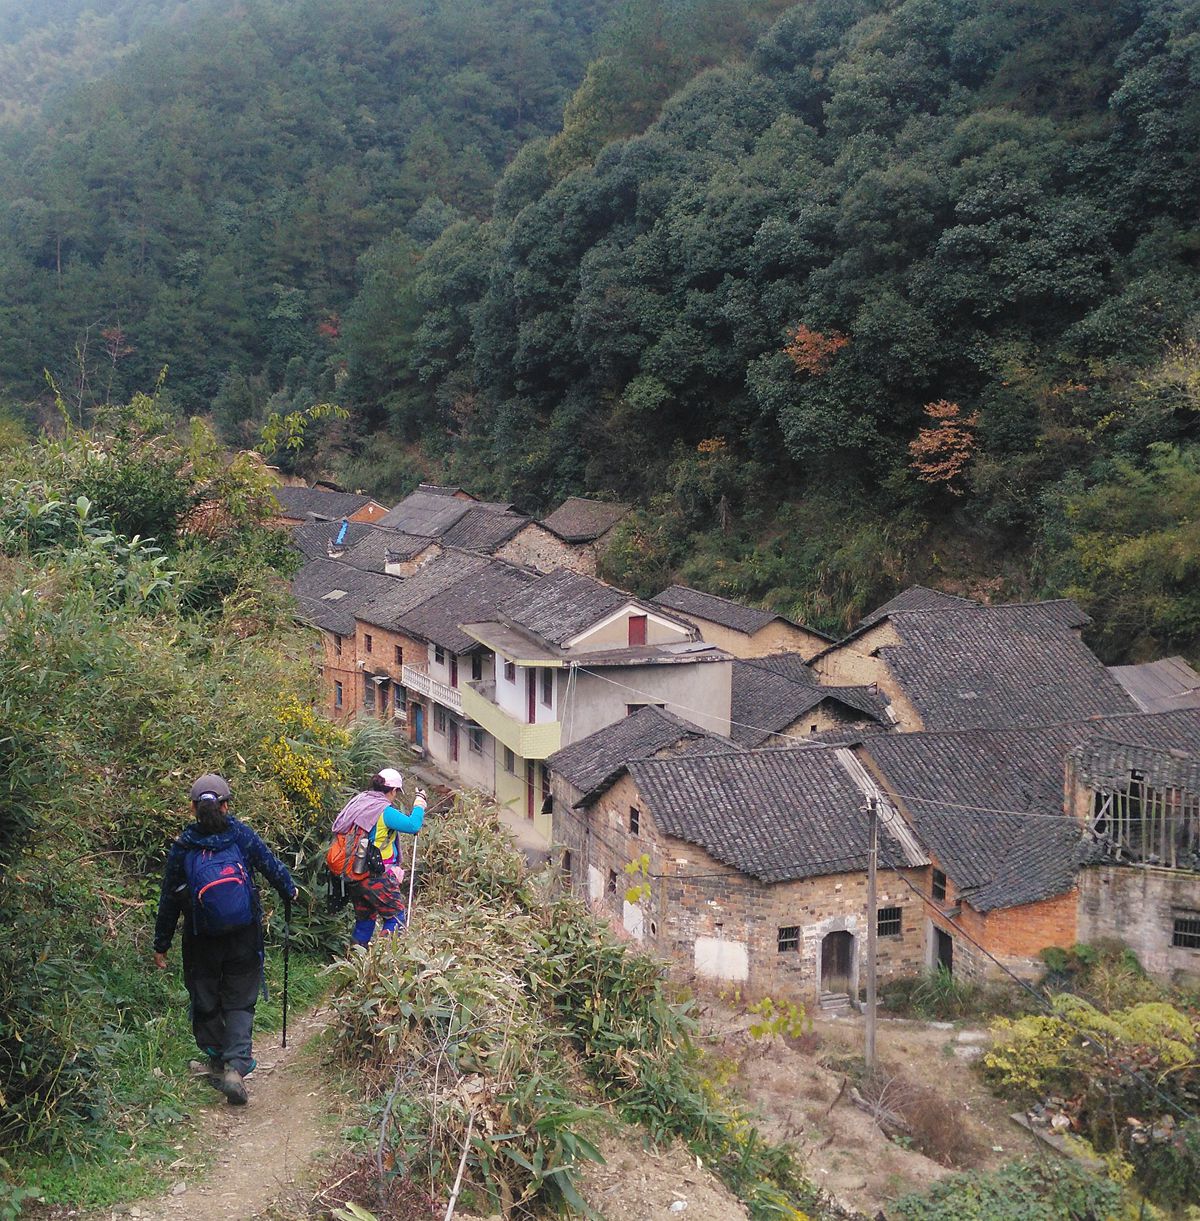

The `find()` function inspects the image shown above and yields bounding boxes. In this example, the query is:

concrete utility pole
[865,795,878,1071]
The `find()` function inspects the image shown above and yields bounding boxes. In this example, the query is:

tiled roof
[398,558,538,653]
[653,585,780,634]
[291,519,375,561]
[859,585,980,628]
[1108,656,1200,713]
[498,570,640,645]
[272,486,376,520]
[878,602,1132,731]
[730,659,887,746]
[861,707,1200,910]
[291,559,406,633]
[749,653,819,685]
[1072,736,1200,797]
[547,706,738,797]
[361,551,492,629]
[438,507,529,553]
[540,497,629,542]
[628,747,917,883]
[341,529,435,572]
[376,488,474,535]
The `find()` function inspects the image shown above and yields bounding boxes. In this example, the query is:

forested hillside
[1,0,1198,659]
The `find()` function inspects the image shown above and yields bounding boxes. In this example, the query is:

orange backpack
[325,824,375,882]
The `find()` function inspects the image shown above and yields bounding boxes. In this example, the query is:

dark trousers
[182,924,262,1075]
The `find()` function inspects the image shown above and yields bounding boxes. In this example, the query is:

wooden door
[821,931,853,994]
[628,614,647,646]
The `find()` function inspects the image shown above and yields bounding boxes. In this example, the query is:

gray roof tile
[291,559,407,632]
[879,602,1132,731]
[629,747,882,883]
[547,706,739,797]
[859,585,980,627]
[272,486,376,520]
[1108,656,1200,713]
[861,708,1200,909]
[438,507,529,553]
[376,489,474,535]
[540,497,629,542]
[498,570,640,645]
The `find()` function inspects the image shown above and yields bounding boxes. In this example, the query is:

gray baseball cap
[190,773,232,802]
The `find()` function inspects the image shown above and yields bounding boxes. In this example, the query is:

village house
[292,558,409,722]
[652,585,833,660]
[729,655,891,745]
[270,484,389,526]
[811,597,1137,732]
[1069,736,1200,979]
[495,497,630,576]
[459,569,733,843]
[858,707,1200,981]
[1107,655,1200,713]
[552,734,928,1006]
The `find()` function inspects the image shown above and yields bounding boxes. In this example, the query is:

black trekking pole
[282,891,292,1049]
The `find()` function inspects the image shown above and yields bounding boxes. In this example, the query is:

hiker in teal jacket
[153,773,296,1105]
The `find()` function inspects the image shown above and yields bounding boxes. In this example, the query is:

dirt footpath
[90,1009,337,1221]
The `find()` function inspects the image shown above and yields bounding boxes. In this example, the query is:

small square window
[364,633,373,653]
[932,869,947,902]
[433,705,447,733]
[333,634,343,656]
[394,644,403,666]
[503,747,515,774]
[468,725,484,754]
[777,926,800,953]
[1172,913,1200,949]
[877,906,902,938]
[334,680,343,708]
[629,806,640,835]
[434,645,445,665]
[607,869,618,894]
[504,660,516,683]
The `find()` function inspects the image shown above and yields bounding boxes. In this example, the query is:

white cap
[377,767,404,790]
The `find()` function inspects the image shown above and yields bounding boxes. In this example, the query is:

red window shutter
[628,614,647,646]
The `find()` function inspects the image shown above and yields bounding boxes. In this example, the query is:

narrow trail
[95,1008,336,1221]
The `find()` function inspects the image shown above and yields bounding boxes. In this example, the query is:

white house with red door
[460,569,733,843]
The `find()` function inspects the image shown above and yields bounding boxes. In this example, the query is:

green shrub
[890,1159,1122,1220]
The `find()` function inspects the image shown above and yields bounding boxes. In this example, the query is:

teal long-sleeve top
[373,797,425,867]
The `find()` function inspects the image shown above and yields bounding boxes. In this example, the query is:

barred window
[1172,913,1200,949]
[777,926,800,953]
[932,869,947,902]
[877,906,902,938]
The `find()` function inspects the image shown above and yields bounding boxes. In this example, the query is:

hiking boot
[189,1056,223,1076]
[217,1067,248,1106]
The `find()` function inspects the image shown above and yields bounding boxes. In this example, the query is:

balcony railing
[401,663,463,715]
[462,680,561,759]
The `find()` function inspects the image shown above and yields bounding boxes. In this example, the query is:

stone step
[819,991,851,1011]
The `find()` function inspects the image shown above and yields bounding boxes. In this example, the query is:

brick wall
[349,502,389,524]
[668,615,827,661]
[813,623,923,730]
[1079,865,1200,980]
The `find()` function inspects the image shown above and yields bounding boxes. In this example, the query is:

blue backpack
[184,842,255,935]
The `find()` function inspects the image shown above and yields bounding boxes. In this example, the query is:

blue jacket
[154,817,295,952]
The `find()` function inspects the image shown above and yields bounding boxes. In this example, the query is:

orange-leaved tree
[908,400,980,493]
[784,324,849,376]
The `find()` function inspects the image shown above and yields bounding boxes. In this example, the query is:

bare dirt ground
[695,996,1039,1218]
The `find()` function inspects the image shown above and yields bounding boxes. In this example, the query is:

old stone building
[652,585,833,660]
[270,485,389,526]
[554,742,927,1005]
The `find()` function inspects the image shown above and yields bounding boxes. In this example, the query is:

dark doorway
[527,670,537,723]
[935,926,954,973]
[449,719,459,763]
[525,760,536,820]
[412,704,424,747]
[821,930,854,994]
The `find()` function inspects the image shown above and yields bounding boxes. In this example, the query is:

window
[433,705,447,734]
[562,850,572,883]
[1173,913,1200,949]
[503,747,516,774]
[541,667,553,707]
[777,926,800,953]
[809,724,818,735]
[468,725,484,754]
[504,659,516,683]
[333,634,343,656]
[540,763,550,793]
[364,633,373,653]
[434,645,445,665]
[471,653,483,681]
[607,869,618,895]
[334,680,343,709]
[394,645,403,666]
[932,869,947,902]
[362,674,375,710]
[877,906,902,937]
[629,806,640,835]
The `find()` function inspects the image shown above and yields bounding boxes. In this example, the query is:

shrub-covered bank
[0,403,389,1212]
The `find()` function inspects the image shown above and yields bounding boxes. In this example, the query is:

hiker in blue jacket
[152,773,296,1106]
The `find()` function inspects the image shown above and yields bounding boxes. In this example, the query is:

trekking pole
[406,833,419,932]
[282,891,292,1049]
